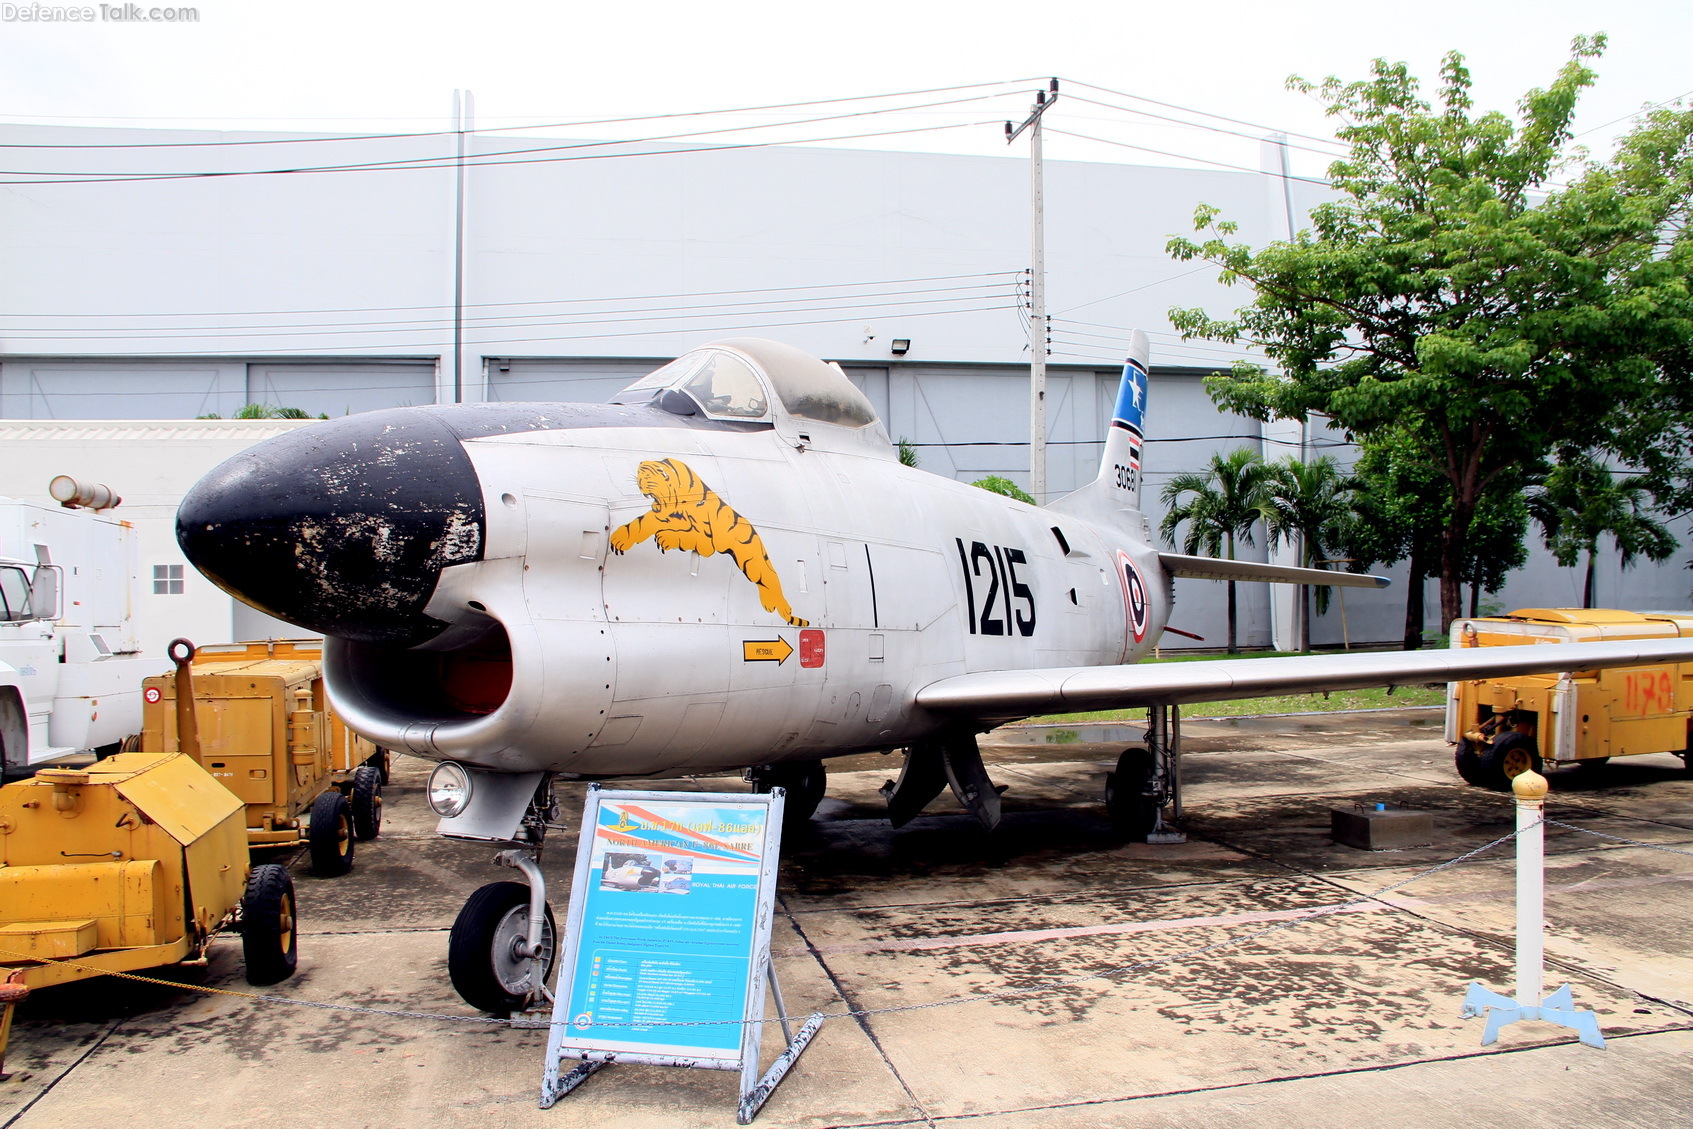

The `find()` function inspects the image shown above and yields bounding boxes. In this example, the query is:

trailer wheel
[242,863,298,985]
[350,765,383,841]
[447,881,557,1015]
[1480,731,1541,791]
[308,789,356,876]
[1453,739,1489,786]
[1105,747,1160,841]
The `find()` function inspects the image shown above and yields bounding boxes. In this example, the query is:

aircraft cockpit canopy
[613,338,881,431]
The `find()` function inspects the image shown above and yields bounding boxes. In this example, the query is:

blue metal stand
[1460,981,1606,1049]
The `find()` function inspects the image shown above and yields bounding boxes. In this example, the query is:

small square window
[153,564,184,595]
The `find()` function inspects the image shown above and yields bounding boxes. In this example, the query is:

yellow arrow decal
[742,637,794,664]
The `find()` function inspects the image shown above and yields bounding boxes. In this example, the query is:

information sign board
[540,785,822,1122]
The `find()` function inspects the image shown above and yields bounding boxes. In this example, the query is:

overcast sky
[1,0,1687,180]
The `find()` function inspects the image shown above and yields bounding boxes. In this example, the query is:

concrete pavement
[4,708,1690,1128]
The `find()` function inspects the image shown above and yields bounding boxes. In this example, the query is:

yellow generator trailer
[0,752,298,1074]
[1447,608,1693,789]
[140,639,386,877]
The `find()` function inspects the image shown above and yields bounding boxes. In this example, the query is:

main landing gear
[745,761,827,831]
[1106,703,1186,843]
[880,729,1008,831]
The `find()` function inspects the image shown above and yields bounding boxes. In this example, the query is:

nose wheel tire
[448,881,558,1015]
[241,863,299,985]
[308,789,356,876]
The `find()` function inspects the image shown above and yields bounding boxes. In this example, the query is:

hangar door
[247,362,436,418]
[487,358,661,405]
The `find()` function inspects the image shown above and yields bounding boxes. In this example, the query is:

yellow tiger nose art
[608,457,808,627]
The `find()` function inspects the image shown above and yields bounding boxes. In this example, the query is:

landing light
[428,761,474,817]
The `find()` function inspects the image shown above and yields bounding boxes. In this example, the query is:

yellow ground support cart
[1447,608,1693,789]
[0,751,298,1075]
[140,639,386,877]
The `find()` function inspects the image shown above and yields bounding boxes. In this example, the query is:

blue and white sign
[541,785,822,1123]
[1111,356,1149,439]
[553,792,774,1059]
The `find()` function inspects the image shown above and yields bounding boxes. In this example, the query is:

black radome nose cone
[177,409,485,646]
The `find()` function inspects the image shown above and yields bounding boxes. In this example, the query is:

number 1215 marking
[955,538,1036,637]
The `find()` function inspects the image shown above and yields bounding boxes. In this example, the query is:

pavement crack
[779,893,936,1129]
[2,1017,122,1129]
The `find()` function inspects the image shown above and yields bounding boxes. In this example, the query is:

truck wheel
[367,747,391,785]
[1480,731,1541,792]
[350,765,383,841]
[308,789,356,876]
[242,863,299,985]
[447,881,557,1015]
[1105,747,1160,841]
[1453,739,1489,786]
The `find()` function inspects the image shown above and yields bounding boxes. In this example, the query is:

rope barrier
[3,821,1540,1032]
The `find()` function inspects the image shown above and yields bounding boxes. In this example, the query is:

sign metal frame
[539,785,823,1123]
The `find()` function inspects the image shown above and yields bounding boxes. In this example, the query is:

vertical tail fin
[1101,330,1151,510]
[1049,330,1151,526]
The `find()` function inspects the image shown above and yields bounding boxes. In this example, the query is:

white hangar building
[0,122,1683,658]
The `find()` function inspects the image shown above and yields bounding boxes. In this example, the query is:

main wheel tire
[1454,739,1489,786]
[241,863,299,985]
[1105,746,1160,841]
[1479,730,1542,792]
[447,881,558,1015]
[747,762,827,829]
[308,789,356,876]
[350,765,383,841]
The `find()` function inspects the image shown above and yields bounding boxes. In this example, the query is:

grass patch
[1021,648,1448,725]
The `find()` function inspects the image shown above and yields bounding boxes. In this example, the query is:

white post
[1028,107,1047,504]
[1006,82,1056,504]
[1515,770,1545,1008]
[1459,767,1605,1048]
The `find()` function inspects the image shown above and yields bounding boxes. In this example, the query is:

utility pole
[1006,79,1057,503]
[452,89,474,404]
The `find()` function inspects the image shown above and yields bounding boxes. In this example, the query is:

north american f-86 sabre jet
[176,334,1693,1013]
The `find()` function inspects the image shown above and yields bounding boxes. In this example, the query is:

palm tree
[1159,447,1273,653]
[1261,456,1358,652]
[1528,454,1679,608]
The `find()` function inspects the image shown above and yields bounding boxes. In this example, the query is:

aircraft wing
[1157,552,1390,589]
[915,637,1693,722]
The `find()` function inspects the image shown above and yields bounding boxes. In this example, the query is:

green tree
[1159,447,1274,653]
[971,475,1036,504]
[1527,453,1679,607]
[1261,454,1356,651]
[1167,37,1693,633]
[1343,430,1528,647]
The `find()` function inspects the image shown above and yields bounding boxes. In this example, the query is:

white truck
[0,479,153,778]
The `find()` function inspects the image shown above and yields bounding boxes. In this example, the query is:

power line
[1062,79,1347,152]
[0,271,1018,321]
[0,78,1044,148]
[0,97,1013,185]
[0,281,1019,339]
[1045,127,1331,185]
[1059,93,1347,161]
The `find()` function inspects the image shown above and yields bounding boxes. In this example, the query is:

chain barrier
[3,822,1537,1032]
[1546,818,1693,858]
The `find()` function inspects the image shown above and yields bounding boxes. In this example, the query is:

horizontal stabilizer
[915,636,1693,722]
[1158,552,1390,589]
